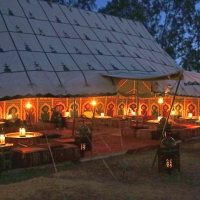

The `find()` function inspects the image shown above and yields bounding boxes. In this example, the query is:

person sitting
[51,108,62,129]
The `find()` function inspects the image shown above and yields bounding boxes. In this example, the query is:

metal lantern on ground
[158,133,180,173]
[74,124,92,157]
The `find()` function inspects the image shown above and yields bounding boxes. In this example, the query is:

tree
[41,0,97,10]
[99,0,200,72]
[65,0,97,11]
[42,0,64,4]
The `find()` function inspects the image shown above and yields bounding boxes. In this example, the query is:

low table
[5,132,43,147]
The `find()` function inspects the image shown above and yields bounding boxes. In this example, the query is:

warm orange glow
[19,127,26,137]
[158,97,163,104]
[171,109,175,115]
[188,113,192,118]
[25,102,32,109]
[91,100,96,106]
[0,134,5,145]
[65,111,69,117]
[158,116,162,121]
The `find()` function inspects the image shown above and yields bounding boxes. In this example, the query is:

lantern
[158,97,163,104]
[91,100,96,107]
[80,143,86,150]
[101,113,104,117]
[25,102,32,109]
[75,124,92,157]
[158,116,162,122]
[0,133,5,145]
[65,110,69,117]
[132,111,136,116]
[158,134,180,174]
[171,108,175,115]
[188,113,192,119]
[19,127,26,137]
[7,114,12,119]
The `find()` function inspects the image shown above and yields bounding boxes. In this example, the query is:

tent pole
[136,80,139,126]
[151,72,183,168]
[72,98,76,138]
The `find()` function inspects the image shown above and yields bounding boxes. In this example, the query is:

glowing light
[158,116,162,121]
[188,113,192,119]
[101,113,104,117]
[91,100,96,106]
[19,128,26,137]
[132,111,136,116]
[26,102,32,109]
[65,110,69,117]
[158,97,163,104]
[0,134,5,145]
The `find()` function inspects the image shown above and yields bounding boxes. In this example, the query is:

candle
[65,111,69,117]
[101,113,104,117]
[20,128,26,137]
[0,135,5,145]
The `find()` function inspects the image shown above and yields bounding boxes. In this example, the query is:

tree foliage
[42,0,97,10]
[99,0,200,72]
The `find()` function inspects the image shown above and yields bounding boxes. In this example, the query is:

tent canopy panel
[0,0,182,100]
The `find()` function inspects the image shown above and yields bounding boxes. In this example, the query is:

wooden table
[146,120,159,130]
[94,116,112,127]
[5,132,43,147]
[182,118,197,124]
[195,120,200,125]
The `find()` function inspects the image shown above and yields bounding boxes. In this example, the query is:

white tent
[0,0,182,100]
[151,70,200,97]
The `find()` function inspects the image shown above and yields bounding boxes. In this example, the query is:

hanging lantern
[158,97,163,104]
[25,102,32,109]
[91,100,96,107]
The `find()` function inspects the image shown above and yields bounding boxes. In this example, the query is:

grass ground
[0,139,200,199]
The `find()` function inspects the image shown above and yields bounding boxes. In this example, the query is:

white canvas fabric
[0,0,182,99]
[151,71,200,97]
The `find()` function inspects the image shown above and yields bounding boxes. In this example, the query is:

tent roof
[152,71,200,97]
[0,0,182,100]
